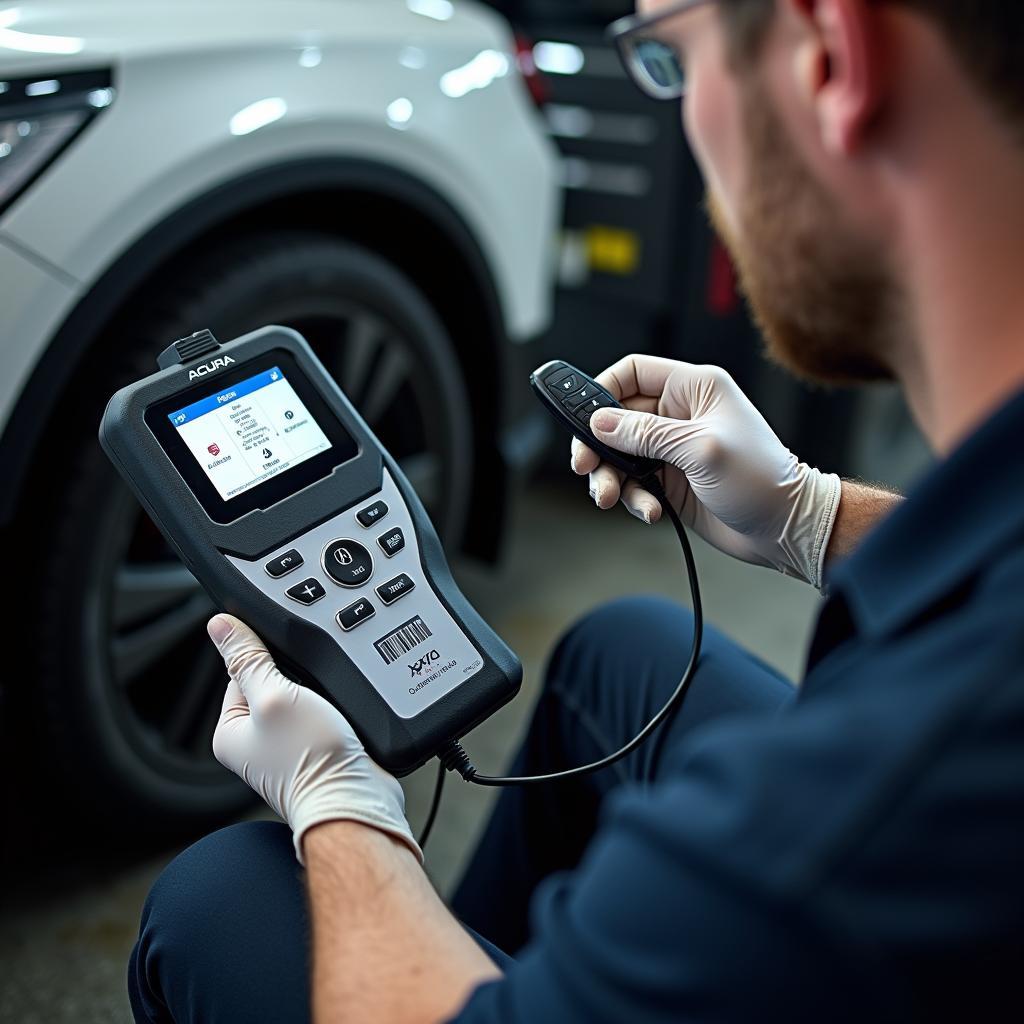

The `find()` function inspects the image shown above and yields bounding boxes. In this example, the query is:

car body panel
[0,238,78,429]
[0,0,560,438]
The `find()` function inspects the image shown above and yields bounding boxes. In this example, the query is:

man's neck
[893,108,1024,454]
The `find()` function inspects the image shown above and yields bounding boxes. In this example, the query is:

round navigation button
[321,539,374,588]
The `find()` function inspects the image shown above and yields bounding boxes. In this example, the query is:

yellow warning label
[585,225,641,276]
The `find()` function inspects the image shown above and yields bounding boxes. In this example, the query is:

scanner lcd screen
[146,350,359,524]
[166,366,332,503]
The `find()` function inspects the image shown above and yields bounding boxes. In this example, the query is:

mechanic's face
[643,0,900,384]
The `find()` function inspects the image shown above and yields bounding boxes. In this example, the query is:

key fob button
[542,365,573,388]
[575,393,617,426]
[322,540,374,587]
[565,382,603,410]
[547,372,580,397]
[539,363,570,383]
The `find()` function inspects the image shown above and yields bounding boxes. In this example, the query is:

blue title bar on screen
[167,367,284,427]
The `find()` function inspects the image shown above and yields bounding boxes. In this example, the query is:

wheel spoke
[113,592,215,685]
[163,643,221,749]
[113,563,202,629]
[359,342,410,426]
[338,314,381,403]
[397,451,442,508]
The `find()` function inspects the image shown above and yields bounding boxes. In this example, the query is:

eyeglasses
[608,0,717,101]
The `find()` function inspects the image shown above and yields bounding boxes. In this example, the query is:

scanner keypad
[226,469,484,721]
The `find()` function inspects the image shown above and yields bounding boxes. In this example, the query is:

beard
[706,80,904,386]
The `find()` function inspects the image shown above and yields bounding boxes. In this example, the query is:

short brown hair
[721,0,1024,133]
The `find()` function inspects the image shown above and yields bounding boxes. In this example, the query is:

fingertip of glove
[591,408,624,434]
[627,502,659,525]
[208,614,235,645]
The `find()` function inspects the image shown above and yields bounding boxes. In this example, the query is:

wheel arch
[0,158,512,558]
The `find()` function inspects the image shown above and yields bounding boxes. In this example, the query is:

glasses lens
[630,37,684,98]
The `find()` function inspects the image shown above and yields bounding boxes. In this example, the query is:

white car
[0,0,559,831]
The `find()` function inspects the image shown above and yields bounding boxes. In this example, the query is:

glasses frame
[608,0,717,100]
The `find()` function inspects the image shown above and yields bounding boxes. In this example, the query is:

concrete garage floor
[0,478,822,1023]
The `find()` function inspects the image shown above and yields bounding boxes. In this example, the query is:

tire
[29,232,475,835]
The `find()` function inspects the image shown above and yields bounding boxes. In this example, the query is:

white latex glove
[573,355,841,589]
[208,613,421,865]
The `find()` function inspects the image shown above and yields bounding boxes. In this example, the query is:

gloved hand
[573,354,842,589]
[208,613,421,865]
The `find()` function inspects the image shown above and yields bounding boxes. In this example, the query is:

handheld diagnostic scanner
[99,326,522,777]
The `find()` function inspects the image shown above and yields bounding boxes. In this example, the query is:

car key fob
[530,360,662,481]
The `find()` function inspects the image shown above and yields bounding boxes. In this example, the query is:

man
[129,1,1024,1021]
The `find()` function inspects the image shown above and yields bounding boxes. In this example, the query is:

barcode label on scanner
[374,616,433,665]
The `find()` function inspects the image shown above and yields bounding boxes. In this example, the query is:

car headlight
[0,68,113,215]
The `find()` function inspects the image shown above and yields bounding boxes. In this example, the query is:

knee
[130,821,309,1023]
[543,595,794,715]
[544,596,696,701]
[557,596,695,652]
[134,820,298,968]
[144,821,295,930]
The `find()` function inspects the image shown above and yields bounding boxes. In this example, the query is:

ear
[787,0,885,155]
